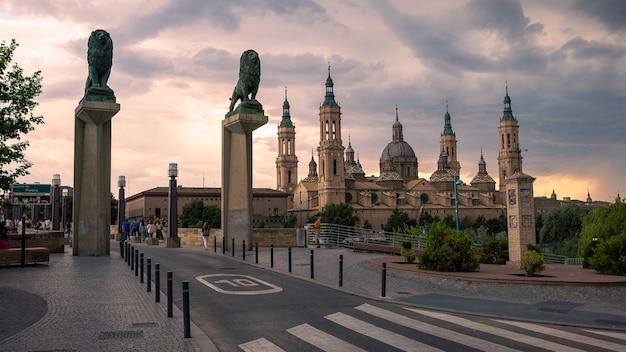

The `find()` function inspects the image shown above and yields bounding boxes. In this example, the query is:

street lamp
[51,174,61,231]
[62,188,68,234]
[167,163,178,240]
[453,174,463,236]
[117,176,126,238]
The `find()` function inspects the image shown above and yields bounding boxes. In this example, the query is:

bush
[400,241,416,264]
[480,237,509,264]
[587,233,626,275]
[522,250,545,277]
[418,222,479,272]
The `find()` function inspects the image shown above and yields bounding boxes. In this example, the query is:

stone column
[221,108,268,251]
[73,100,120,256]
[505,172,536,268]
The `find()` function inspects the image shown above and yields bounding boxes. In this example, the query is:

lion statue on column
[84,29,115,102]
[229,49,261,112]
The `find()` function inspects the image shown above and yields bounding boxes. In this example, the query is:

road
[127,245,626,352]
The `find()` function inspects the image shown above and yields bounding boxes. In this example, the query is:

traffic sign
[11,183,52,205]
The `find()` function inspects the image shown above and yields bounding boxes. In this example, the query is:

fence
[304,223,427,251]
[541,253,584,266]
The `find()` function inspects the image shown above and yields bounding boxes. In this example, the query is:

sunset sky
[2,0,625,202]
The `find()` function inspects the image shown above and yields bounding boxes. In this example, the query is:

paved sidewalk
[0,245,217,352]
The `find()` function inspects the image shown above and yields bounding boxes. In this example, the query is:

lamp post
[51,174,61,231]
[167,163,178,240]
[61,188,68,233]
[117,176,126,237]
[453,174,463,236]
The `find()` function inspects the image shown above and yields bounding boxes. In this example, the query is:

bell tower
[497,83,523,191]
[317,65,345,207]
[440,101,460,175]
[276,87,298,193]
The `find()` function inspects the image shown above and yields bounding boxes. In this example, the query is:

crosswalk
[239,303,626,351]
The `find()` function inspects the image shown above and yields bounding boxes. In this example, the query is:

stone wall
[8,231,65,253]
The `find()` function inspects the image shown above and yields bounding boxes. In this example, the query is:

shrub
[400,241,416,264]
[522,250,545,277]
[418,222,479,272]
[587,233,626,275]
[480,237,509,264]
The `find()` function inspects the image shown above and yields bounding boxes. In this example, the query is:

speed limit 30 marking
[196,274,283,295]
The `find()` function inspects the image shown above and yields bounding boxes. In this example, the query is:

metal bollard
[127,243,131,265]
[213,235,217,253]
[129,246,134,268]
[339,254,343,287]
[270,244,274,268]
[381,262,387,297]
[167,271,173,318]
[222,236,225,254]
[119,240,124,258]
[255,242,258,264]
[231,238,235,257]
[288,247,292,273]
[243,240,246,261]
[147,259,151,292]
[310,250,314,279]
[140,253,144,283]
[135,249,139,276]
[182,281,191,338]
[155,264,160,302]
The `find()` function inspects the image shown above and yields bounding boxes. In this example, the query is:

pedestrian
[201,221,210,250]
[122,219,130,240]
[155,220,163,241]
[147,220,156,241]
[313,216,321,248]
[65,222,72,247]
[139,219,147,243]
[0,220,9,249]
[130,219,138,238]
[44,218,51,230]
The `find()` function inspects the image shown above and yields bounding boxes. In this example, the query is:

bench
[353,241,402,255]
[0,247,50,266]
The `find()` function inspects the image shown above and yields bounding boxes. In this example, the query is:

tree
[580,202,626,273]
[384,208,417,232]
[0,39,44,191]
[110,192,118,225]
[203,204,221,229]
[418,221,479,272]
[539,204,590,246]
[281,212,297,228]
[180,200,205,227]
[319,203,356,226]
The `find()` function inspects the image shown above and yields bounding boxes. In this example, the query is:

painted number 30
[196,274,283,295]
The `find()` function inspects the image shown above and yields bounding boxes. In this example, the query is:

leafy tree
[203,204,221,229]
[384,208,417,232]
[0,39,44,191]
[539,203,590,245]
[180,200,205,227]
[363,219,373,229]
[281,212,297,228]
[418,211,435,227]
[586,233,626,275]
[580,202,626,273]
[473,215,486,230]
[110,192,118,225]
[480,237,508,264]
[418,221,479,272]
[460,216,473,231]
[442,214,456,229]
[319,203,356,226]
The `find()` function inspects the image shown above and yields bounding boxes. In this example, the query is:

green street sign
[11,184,52,205]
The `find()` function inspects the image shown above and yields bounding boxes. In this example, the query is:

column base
[166,237,181,248]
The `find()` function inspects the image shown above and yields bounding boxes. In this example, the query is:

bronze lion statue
[229,49,261,112]
[85,29,113,92]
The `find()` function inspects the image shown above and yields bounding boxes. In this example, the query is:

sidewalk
[2,242,626,352]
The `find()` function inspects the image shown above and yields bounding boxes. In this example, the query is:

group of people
[121,218,164,242]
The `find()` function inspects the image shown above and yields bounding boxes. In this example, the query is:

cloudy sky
[2,0,625,202]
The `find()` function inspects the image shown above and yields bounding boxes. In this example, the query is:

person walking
[0,220,9,249]
[139,219,147,243]
[122,219,130,240]
[130,219,138,238]
[313,216,321,248]
[155,220,163,241]
[146,220,156,243]
[65,222,72,247]
[201,222,210,250]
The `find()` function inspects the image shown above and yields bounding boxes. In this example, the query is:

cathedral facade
[279,69,524,230]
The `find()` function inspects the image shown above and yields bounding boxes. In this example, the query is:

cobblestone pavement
[0,246,217,352]
[2,242,626,352]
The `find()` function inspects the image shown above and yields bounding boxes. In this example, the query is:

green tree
[418,221,479,272]
[0,39,44,191]
[180,200,205,227]
[418,211,435,227]
[363,219,373,229]
[384,208,417,232]
[580,202,626,273]
[281,212,297,228]
[319,203,356,226]
[203,204,221,229]
[110,192,118,225]
[539,203,590,246]
[442,214,455,229]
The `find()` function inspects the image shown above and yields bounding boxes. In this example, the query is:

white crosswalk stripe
[356,303,522,351]
[240,304,623,351]
[287,323,367,352]
[405,307,587,352]
[496,320,626,352]
[325,311,444,352]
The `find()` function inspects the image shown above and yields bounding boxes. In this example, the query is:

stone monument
[222,50,268,251]
[73,29,120,256]
[505,172,536,268]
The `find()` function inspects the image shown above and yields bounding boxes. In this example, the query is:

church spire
[392,105,404,142]
[323,63,338,107]
[442,100,455,136]
[501,81,516,121]
[279,86,294,127]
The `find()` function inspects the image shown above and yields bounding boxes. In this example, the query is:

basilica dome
[380,141,416,159]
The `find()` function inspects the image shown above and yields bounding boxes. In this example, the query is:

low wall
[8,231,65,253]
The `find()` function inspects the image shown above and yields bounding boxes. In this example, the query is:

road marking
[287,323,367,352]
[356,304,521,351]
[406,308,586,352]
[325,312,444,352]
[583,329,626,341]
[497,320,626,352]
[239,337,285,352]
[196,274,282,295]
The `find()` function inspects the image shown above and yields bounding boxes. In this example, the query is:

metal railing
[541,253,584,266]
[305,223,427,251]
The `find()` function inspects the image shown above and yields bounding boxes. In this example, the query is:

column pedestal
[221,108,268,251]
[73,100,120,256]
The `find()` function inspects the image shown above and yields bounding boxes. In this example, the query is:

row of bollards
[219,240,388,297]
[122,241,192,338]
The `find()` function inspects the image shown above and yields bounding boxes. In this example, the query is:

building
[282,69,529,229]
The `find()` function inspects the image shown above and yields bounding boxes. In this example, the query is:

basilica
[276,68,525,229]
